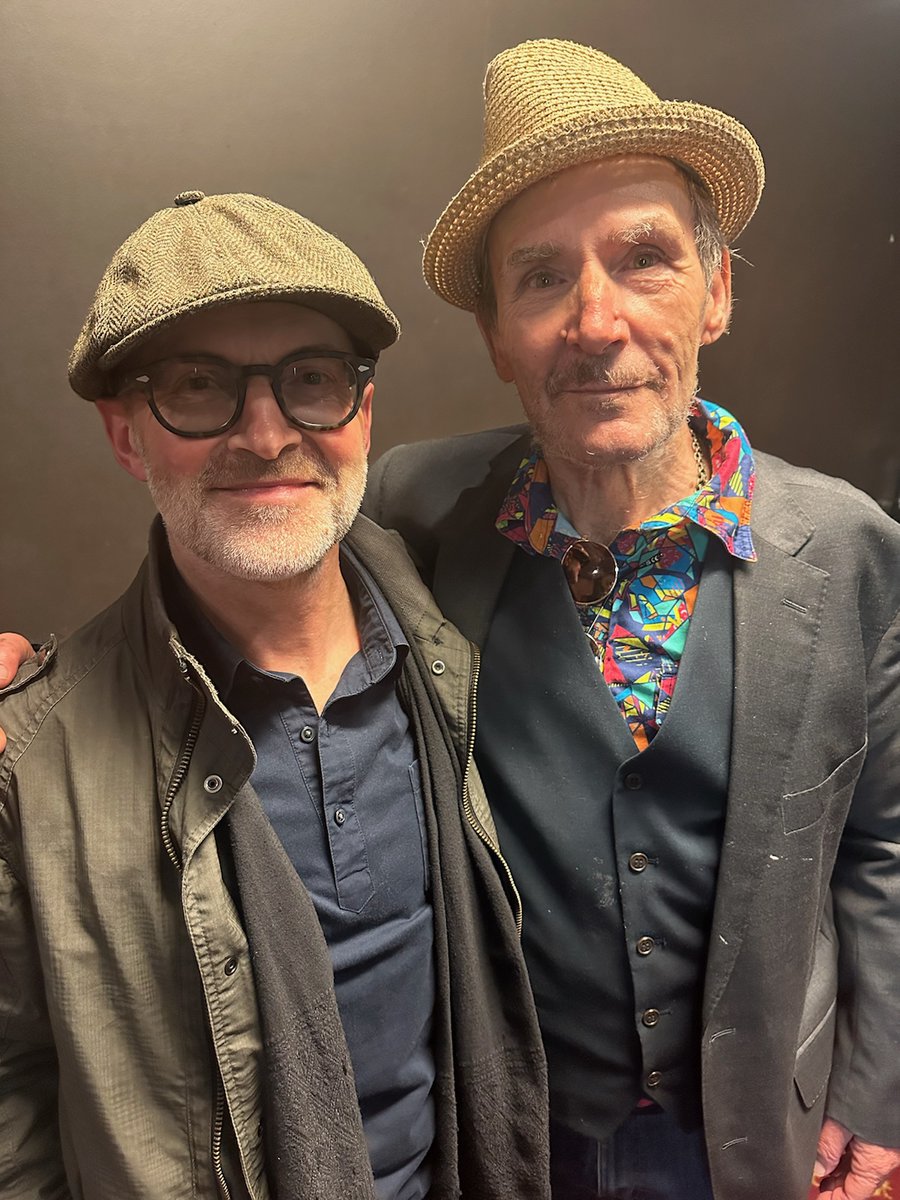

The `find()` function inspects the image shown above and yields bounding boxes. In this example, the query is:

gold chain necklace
[690,426,709,491]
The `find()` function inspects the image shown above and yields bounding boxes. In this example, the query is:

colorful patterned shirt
[496,401,757,750]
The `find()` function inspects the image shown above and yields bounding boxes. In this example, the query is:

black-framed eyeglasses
[115,349,376,438]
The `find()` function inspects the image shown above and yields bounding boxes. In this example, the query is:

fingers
[0,634,37,754]
[0,633,36,688]
[816,1133,900,1200]
[815,1118,853,1185]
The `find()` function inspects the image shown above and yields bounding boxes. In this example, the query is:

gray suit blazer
[365,423,900,1200]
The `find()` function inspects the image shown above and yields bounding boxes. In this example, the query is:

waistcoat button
[624,772,643,790]
[642,1008,661,1027]
[203,775,223,793]
[629,852,649,872]
[636,936,655,956]
[646,1070,662,1088]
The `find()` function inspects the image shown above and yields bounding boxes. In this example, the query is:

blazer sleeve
[825,604,900,1147]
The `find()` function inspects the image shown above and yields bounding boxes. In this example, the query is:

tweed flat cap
[69,190,400,399]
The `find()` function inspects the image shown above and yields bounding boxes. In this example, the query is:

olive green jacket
[0,516,549,1199]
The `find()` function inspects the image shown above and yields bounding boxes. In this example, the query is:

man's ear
[700,248,733,346]
[475,311,516,383]
[95,399,148,482]
[358,381,374,456]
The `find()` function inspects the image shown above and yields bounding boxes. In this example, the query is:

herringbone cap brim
[69,190,400,400]
[423,39,765,310]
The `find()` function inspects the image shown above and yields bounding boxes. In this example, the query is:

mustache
[546,356,666,400]
[200,446,338,490]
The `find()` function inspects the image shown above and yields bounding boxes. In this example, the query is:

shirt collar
[495,399,757,562]
[162,544,409,705]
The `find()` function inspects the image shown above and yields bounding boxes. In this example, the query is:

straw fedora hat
[423,39,765,311]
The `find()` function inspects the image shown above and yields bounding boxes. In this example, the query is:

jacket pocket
[794,997,836,1110]
[781,741,867,834]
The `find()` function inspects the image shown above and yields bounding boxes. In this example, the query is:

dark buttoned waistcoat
[476,538,733,1139]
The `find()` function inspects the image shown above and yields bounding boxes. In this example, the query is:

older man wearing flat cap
[0,192,549,1199]
[367,39,900,1200]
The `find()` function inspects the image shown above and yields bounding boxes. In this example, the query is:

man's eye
[525,269,559,290]
[186,375,216,391]
[631,249,661,270]
[300,369,341,387]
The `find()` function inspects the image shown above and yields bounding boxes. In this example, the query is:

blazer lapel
[703,477,829,1022]
[431,433,530,649]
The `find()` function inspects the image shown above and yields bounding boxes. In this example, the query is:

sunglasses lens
[562,540,618,606]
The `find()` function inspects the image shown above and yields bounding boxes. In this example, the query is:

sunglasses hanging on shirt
[561,541,619,607]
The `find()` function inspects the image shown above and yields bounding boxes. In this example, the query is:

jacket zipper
[212,1074,231,1200]
[160,659,205,873]
[459,646,524,937]
[160,660,230,1198]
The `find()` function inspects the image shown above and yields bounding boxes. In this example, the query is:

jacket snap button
[624,772,643,790]
[642,1008,661,1027]
[334,808,346,826]
[431,660,446,676]
[300,726,315,743]
[646,1070,662,1088]
[629,852,649,872]
[203,775,223,793]
[636,936,655,956]
[223,957,238,976]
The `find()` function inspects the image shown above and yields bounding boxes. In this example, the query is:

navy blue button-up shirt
[168,547,435,1200]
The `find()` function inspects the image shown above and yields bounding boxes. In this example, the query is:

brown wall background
[2,0,897,640]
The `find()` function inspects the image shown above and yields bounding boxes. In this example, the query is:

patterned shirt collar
[495,399,757,562]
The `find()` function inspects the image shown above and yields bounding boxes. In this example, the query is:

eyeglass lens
[562,540,619,606]
[144,355,362,434]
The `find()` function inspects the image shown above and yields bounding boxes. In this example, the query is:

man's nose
[225,377,304,459]
[564,265,629,354]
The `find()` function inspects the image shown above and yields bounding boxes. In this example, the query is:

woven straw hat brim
[424,100,765,311]
[70,285,399,401]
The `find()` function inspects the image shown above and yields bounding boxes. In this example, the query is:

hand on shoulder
[0,633,37,752]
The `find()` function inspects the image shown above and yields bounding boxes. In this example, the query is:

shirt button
[642,1008,661,1027]
[203,775,223,793]
[636,936,655,956]
[629,852,649,872]
[646,1071,663,1088]
[299,726,315,743]
[334,808,346,826]
[223,957,238,976]
[624,772,643,791]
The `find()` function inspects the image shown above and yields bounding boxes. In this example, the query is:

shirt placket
[316,714,375,914]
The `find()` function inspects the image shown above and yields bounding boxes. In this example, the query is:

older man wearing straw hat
[0,192,550,1199]
[367,38,900,1200]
